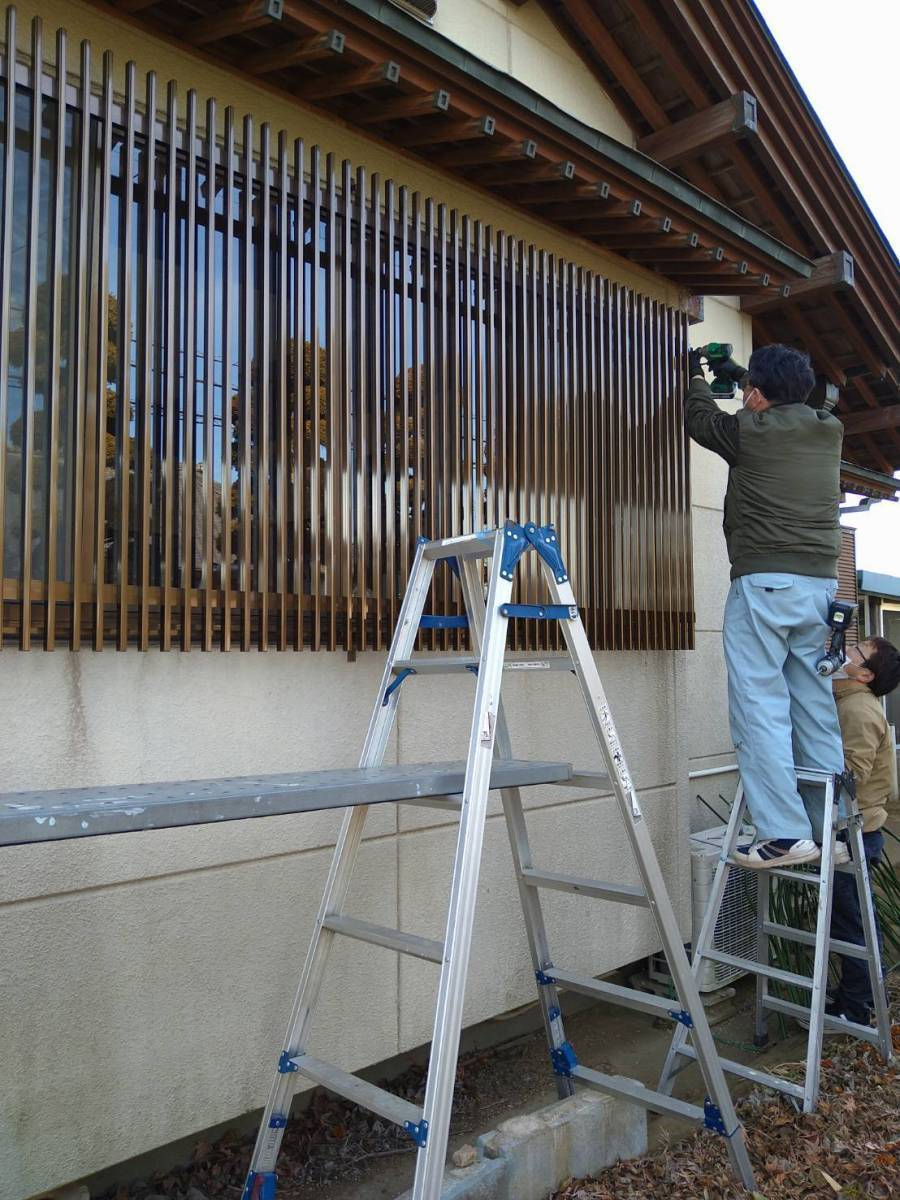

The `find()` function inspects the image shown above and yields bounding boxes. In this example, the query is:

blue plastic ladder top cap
[242,1172,277,1200]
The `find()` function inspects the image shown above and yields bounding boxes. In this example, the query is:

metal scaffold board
[0,759,572,846]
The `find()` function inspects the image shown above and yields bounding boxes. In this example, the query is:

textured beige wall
[685,297,754,821]
[432,0,636,145]
[0,4,752,1194]
[0,647,681,1198]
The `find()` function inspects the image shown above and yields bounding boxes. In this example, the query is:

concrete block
[395,1090,645,1200]
[479,1091,646,1200]
[395,1151,508,1200]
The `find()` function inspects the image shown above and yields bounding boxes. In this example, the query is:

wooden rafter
[636,91,757,165]
[841,405,900,436]
[742,252,854,315]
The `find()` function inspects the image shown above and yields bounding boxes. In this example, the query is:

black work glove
[688,348,703,378]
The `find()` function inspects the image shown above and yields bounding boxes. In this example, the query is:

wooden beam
[741,251,855,315]
[517,180,611,206]
[637,91,757,164]
[678,277,777,294]
[841,404,900,436]
[436,138,544,170]
[299,61,400,102]
[355,89,450,125]
[594,227,689,250]
[245,28,344,75]
[184,1,281,47]
[479,158,576,187]
[567,213,667,237]
[625,241,717,262]
[401,116,495,147]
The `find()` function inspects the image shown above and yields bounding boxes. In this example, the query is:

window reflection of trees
[0,65,692,652]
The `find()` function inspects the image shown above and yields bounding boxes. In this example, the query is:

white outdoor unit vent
[649,824,757,993]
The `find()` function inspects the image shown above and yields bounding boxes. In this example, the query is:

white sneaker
[732,838,821,870]
[832,842,850,866]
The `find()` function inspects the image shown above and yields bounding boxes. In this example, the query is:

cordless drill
[815,601,857,677]
[691,343,748,398]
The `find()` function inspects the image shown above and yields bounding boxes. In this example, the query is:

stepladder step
[761,995,884,1044]
[521,867,648,906]
[322,915,444,963]
[701,948,814,990]
[572,1064,708,1123]
[727,858,824,885]
[673,1043,805,1100]
[290,1053,425,1132]
[545,965,684,1020]
[761,920,871,959]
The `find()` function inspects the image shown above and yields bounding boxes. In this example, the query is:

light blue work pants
[723,572,844,842]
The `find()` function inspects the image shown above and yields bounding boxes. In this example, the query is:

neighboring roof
[857,571,900,603]
[541,0,900,473]
[839,461,900,502]
[94,0,811,293]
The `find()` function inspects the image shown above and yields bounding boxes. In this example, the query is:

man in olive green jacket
[686,343,845,869]
[829,636,900,1022]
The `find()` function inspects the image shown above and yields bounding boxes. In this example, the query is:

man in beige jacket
[830,636,900,1022]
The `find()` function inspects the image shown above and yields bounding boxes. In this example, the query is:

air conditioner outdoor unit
[649,823,756,993]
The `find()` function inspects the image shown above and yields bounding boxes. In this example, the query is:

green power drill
[692,342,748,398]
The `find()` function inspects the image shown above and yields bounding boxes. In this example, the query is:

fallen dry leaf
[818,1167,842,1192]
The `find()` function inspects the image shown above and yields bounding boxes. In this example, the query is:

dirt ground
[99,969,899,1200]
[552,977,900,1199]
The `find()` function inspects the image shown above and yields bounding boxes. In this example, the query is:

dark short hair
[747,344,816,405]
[863,637,900,698]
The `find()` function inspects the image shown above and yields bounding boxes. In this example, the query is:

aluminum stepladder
[658,771,892,1113]
[242,521,755,1199]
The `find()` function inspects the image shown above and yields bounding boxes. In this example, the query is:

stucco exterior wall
[432,0,636,145]
[0,5,753,1196]
[684,298,753,823]
[0,648,685,1197]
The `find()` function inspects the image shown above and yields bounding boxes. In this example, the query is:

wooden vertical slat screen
[0,8,693,653]
[837,527,859,649]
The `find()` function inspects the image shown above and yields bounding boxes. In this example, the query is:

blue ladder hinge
[550,1041,579,1077]
[499,523,529,581]
[523,523,570,583]
[703,1098,737,1138]
[420,614,469,629]
[405,1118,429,1147]
[383,667,416,706]
[668,1009,693,1029]
[242,1171,277,1200]
[535,968,556,986]
[500,604,576,620]
[277,1051,299,1074]
[268,1114,288,1129]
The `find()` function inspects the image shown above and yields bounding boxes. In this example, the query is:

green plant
[764,842,900,1030]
